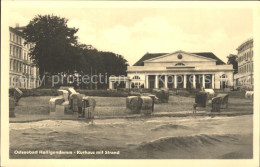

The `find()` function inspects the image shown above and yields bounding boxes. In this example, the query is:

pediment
[144,50,217,63]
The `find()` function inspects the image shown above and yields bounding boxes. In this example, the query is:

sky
[9,7,253,65]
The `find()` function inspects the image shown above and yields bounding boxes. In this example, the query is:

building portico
[132,73,216,89]
[126,50,234,90]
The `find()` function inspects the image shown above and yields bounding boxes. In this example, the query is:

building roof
[133,53,167,66]
[236,38,253,51]
[9,26,23,36]
[193,52,225,65]
[133,52,226,66]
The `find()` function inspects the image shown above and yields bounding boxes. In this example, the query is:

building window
[13,61,16,72]
[175,62,185,66]
[177,54,183,59]
[18,62,20,72]
[13,47,15,57]
[135,82,140,88]
[20,62,22,72]
[16,48,18,57]
[13,47,16,57]
[131,82,141,89]
[132,75,140,80]
[220,74,227,78]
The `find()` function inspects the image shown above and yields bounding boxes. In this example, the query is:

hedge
[19,89,59,97]
[77,89,129,97]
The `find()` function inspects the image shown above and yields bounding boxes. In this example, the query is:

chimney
[15,23,19,28]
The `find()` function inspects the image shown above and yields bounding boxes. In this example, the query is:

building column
[183,74,187,88]
[164,75,168,88]
[109,80,113,89]
[125,80,129,89]
[212,74,215,89]
[202,74,205,88]
[215,73,220,89]
[145,75,149,88]
[155,75,159,88]
[174,75,177,88]
[193,74,196,88]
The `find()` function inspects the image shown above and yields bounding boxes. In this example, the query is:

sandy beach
[10,115,253,159]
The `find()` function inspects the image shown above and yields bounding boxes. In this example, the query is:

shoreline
[9,111,253,123]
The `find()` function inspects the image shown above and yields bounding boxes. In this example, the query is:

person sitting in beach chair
[193,103,198,114]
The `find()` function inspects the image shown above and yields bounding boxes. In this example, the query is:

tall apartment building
[234,38,253,89]
[9,26,39,89]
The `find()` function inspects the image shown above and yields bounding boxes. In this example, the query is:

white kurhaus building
[109,50,234,90]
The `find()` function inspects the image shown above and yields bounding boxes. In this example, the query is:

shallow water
[10,115,253,159]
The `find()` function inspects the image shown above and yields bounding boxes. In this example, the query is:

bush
[20,89,59,97]
[174,89,199,97]
[152,89,169,103]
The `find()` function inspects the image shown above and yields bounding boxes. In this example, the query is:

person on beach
[193,103,198,114]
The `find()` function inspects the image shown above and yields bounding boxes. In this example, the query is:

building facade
[234,39,253,89]
[109,50,234,90]
[9,26,39,89]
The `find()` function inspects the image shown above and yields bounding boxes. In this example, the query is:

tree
[22,14,80,78]
[227,54,238,74]
[23,14,129,89]
[78,47,129,89]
